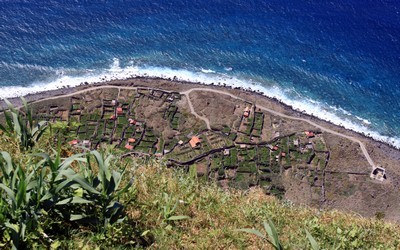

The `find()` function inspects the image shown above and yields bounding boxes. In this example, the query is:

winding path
[24,85,376,170]
[183,92,211,130]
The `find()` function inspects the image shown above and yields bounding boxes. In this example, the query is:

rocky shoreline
[2,77,397,150]
[1,76,400,154]
[1,76,400,221]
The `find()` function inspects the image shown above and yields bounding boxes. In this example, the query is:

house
[189,136,201,148]
[243,107,251,118]
[370,167,386,181]
[128,118,136,125]
[223,149,230,156]
[110,115,116,120]
[125,144,134,150]
[111,100,117,106]
[68,139,79,145]
[178,140,184,145]
[293,138,299,146]
[82,140,91,148]
[128,138,136,143]
[281,152,286,157]
[305,131,315,138]
[116,107,123,115]
[272,146,279,151]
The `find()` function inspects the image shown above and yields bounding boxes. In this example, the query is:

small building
[281,152,286,157]
[243,107,251,118]
[128,138,136,143]
[110,115,116,120]
[223,149,230,156]
[272,146,279,151]
[128,118,136,125]
[68,139,79,145]
[305,131,315,138]
[82,140,91,148]
[111,100,117,106]
[189,136,201,148]
[116,107,123,115]
[370,167,387,181]
[293,138,299,146]
[125,144,134,150]
[178,140,184,145]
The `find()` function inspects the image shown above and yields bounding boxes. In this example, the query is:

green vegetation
[0,96,398,249]
[0,98,48,152]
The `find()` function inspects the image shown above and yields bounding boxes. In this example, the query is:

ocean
[0,0,399,147]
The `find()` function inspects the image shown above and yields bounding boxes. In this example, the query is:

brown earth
[2,77,400,222]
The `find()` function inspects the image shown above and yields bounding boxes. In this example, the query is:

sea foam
[1,59,399,149]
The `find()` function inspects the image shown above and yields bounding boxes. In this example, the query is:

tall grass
[128,162,400,249]
[0,100,399,249]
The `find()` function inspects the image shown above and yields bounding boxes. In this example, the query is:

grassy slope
[122,160,399,249]
[0,129,399,249]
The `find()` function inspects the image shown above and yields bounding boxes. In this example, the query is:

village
[26,82,393,212]
[29,86,338,202]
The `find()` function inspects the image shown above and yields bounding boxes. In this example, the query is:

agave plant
[237,219,320,250]
[0,150,87,249]
[64,150,134,229]
[237,219,283,250]
[0,98,48,151]
[0,151,44,249]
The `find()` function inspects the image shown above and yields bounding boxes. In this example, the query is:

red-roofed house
[128,138,136,143]
[110,115,116,120]
[189,136,201,148]
[68,139,79,145]
[305,131,315,138]
[281,152,286,157]
[125,144,133,150]
[116,107,123,115]
[272,146,279,151]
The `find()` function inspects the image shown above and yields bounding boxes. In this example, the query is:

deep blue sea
[0,0,399,147]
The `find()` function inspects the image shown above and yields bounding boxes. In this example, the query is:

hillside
[0,142,398,249]
[3,79,399,222]
[0,80,400,248]
[0,98,398,249]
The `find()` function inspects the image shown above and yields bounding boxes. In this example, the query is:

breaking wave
[1,58,399,148]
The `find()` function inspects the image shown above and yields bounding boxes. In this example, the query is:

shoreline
[1,76,399,154]
[3,76,400,221]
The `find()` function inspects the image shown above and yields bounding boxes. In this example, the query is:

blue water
[0,0,399,147]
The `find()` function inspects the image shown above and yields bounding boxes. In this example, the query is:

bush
[0,149,134,249]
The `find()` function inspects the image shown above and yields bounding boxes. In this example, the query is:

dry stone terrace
[30,86,358,204]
